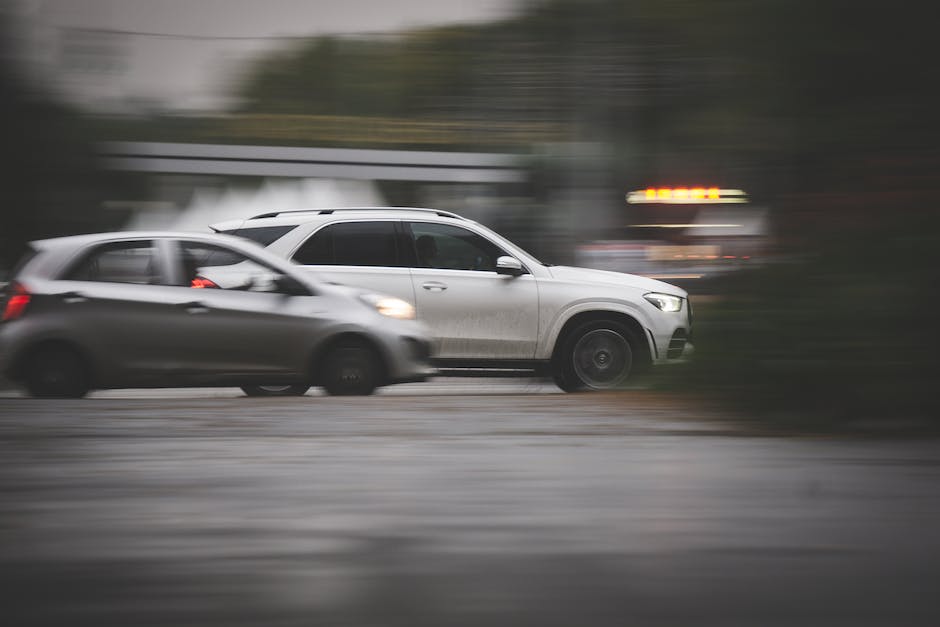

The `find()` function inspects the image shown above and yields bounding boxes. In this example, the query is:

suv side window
[65,240,165,285]
[292,221,403,267]
[407,222,506,272]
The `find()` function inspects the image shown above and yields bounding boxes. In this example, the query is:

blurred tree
[236,29,483,119]
[645,0,940,427]
[0,11,119,272]
[14,0,924,425]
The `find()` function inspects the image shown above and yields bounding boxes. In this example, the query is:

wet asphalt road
[2,381,940,626]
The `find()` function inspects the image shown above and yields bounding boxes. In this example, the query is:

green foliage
[231,0,940,186]
[0,58,120,271]
[665,207,940,429]
[4,0,936,429]
[237,29,484,118]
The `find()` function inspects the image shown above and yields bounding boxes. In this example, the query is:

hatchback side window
[65,240,164,285]
[407,223,506,272]
[292,221,402,267]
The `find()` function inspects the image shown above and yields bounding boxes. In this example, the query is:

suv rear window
[293,221,405,267]
[7,246,38,282]
[219,225,296,247]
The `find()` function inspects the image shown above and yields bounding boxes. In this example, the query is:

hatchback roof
[22,230,307,281]
[30,231,242,250]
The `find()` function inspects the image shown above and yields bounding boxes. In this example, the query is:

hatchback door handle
[421,281,448,292]
[180,301,209,314]
[61,291,88,304]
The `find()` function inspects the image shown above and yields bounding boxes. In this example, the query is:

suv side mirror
[496,256,525,277]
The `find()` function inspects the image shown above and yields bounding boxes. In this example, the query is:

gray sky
[15,0,521,111]
[26,0,518,37]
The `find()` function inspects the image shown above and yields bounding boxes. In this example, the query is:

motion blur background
[1,0,938,427]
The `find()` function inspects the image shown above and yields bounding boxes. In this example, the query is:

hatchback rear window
[219,225,296,247]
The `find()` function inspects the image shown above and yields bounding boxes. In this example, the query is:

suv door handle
[421,281,448,292]
[179,301,210,314]
[61,291,88,304]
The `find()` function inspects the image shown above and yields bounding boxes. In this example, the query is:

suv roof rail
[248,207,466,221]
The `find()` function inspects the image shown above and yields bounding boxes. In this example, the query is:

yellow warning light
[626,188,748,204]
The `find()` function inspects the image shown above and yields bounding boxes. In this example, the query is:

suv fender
[540,301,656,362]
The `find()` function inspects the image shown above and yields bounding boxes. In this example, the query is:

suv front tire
[553,319,639,392]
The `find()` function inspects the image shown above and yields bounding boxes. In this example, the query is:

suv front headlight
[644,292,683,312]
[360,293,416,320]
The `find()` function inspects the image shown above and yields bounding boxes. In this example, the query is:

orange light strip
[626,188,748,204]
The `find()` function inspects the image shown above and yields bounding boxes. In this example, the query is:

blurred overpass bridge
[98,142,526,184]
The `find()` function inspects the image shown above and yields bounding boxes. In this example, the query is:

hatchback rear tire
[23,345,90,399]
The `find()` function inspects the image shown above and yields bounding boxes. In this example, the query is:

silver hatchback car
[0,232,434,398]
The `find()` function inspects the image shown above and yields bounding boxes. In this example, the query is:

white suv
[211,207,692,391]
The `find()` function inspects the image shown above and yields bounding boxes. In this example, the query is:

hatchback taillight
[190,276,219,289]
[2,282,31,321]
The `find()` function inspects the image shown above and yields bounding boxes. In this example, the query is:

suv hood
[547,265,687,297]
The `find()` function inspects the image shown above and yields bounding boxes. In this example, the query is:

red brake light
[2,282,31,321]
[190,276,219,289]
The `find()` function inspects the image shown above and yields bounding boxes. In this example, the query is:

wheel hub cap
[572,329,632,389]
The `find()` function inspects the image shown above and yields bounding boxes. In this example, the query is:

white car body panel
[537,265,688,361]
[296,265,417,311]
[409,268,539,359]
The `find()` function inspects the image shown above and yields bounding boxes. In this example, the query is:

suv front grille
[667,329,688,359]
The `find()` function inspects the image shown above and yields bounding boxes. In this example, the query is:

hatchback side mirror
[496,256,525,277]
[274,275,312,296]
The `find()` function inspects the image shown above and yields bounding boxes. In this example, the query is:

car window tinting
[292,222,401,267]
[219,225,296,247]
[407,222,506,272]
[65,240,164,285]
